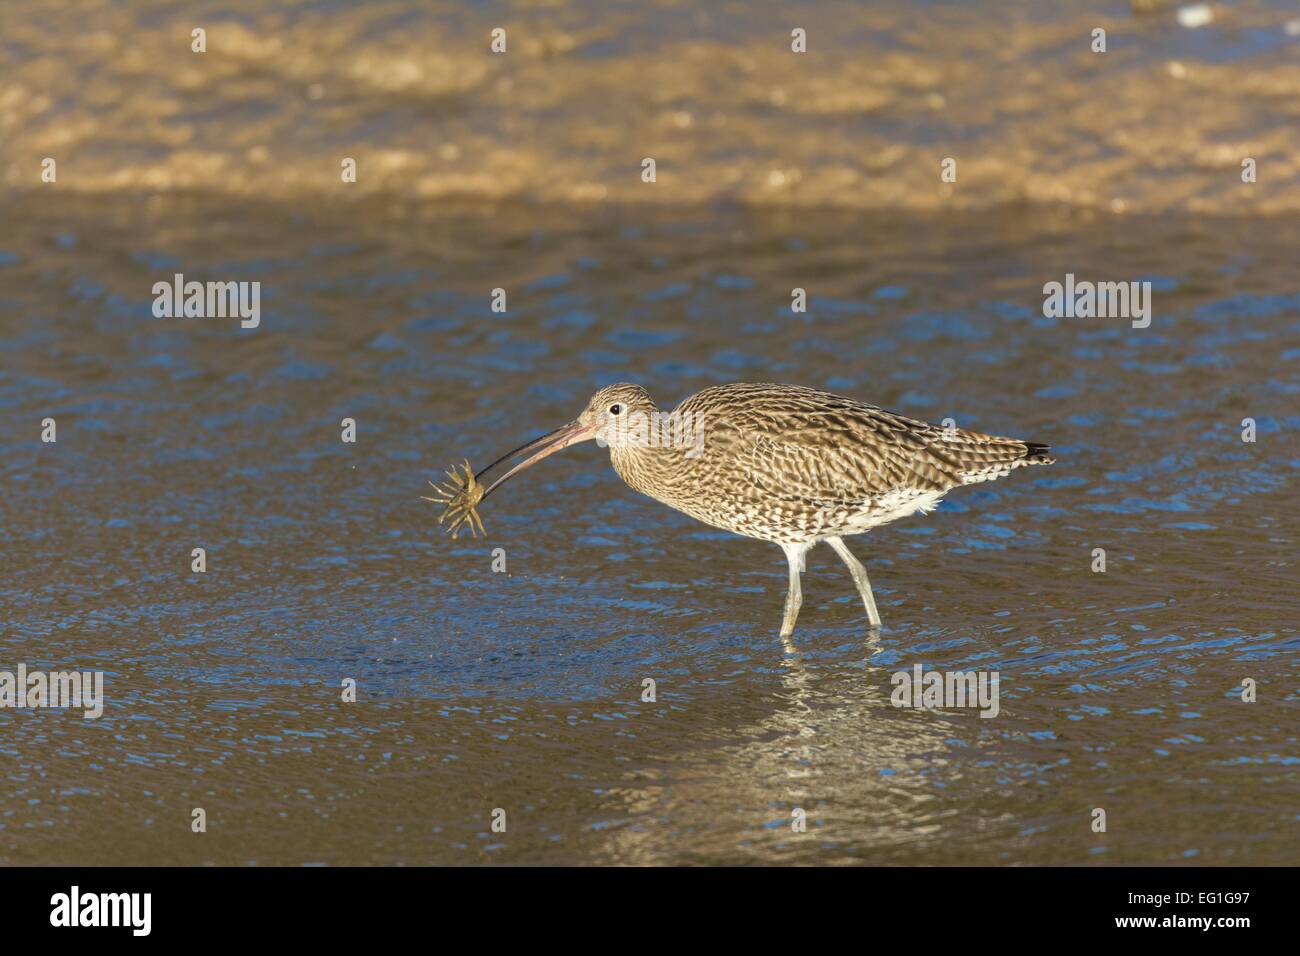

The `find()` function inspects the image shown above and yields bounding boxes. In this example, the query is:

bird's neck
[605,403,711,498]
[609,441,669,495]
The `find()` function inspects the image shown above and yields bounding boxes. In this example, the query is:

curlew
[437,383,1054,637]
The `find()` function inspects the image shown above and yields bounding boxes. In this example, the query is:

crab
[421,459,486,539]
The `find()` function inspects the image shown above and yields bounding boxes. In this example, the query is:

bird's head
[472,382,658,501]
[578,382,659,449]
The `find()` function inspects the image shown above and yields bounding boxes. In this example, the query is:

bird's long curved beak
[477,420,597,501]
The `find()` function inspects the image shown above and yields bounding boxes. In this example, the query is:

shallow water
[1,194,1296,864]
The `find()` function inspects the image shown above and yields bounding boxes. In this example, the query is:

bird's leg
[825,536,882,628]
[779,543,809,638]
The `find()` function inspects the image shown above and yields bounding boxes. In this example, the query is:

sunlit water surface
[0,196,1296,864]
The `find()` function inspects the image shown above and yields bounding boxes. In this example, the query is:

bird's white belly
[645,480,947,545]
[831,487,948,537]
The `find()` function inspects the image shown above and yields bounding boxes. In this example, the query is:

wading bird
[432,383,1053,637]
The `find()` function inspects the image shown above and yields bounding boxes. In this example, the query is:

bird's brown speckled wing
[679,383,1050,509]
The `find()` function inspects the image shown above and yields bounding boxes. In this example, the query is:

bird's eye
[609,403,622,415]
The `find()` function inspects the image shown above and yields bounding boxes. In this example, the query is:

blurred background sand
[3,0,1299,213]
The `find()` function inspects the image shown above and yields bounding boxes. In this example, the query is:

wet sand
[3,0,1300,212]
